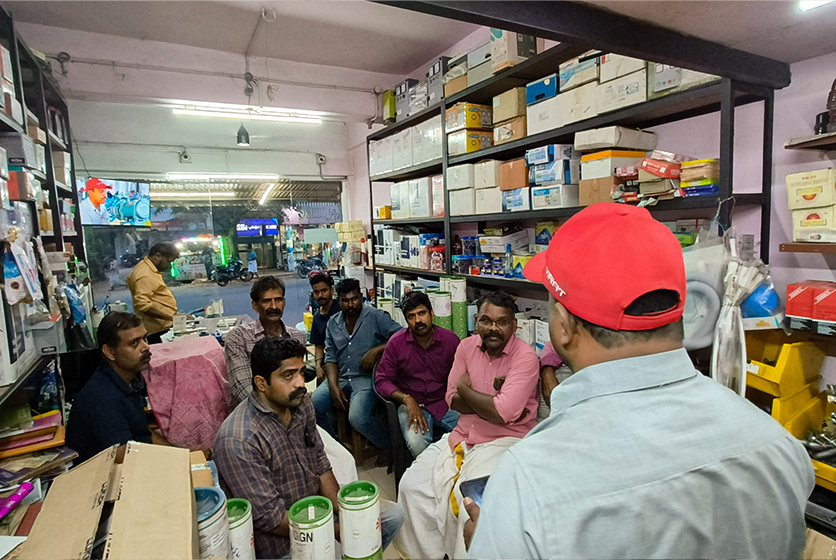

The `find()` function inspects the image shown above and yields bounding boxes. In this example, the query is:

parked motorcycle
[296,255,326,278]
[213,259,252,286]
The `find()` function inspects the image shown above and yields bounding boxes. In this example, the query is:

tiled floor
[357,457,403,560]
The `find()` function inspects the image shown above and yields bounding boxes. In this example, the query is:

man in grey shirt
[464,203,814,559]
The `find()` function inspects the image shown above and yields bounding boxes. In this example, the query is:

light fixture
[237,123,250,146]
[173,108,321,124]
[166,172,279,181]
[151,192,236,198]
[800,0,834,10]
[259,183,276,205]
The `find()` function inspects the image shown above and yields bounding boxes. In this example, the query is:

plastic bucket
[227,498,255,560]
[289,495,335,560]
[195,487,230,559]
[338,481,382,560]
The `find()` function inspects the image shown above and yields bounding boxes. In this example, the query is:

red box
[787,280,830,319]
[812,282,836,322]
[640,158,681,179]
[7,170,34,201]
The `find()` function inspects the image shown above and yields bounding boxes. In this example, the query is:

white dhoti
[394,434,520,559]
[247,259,258,273]
[317,425,358,487]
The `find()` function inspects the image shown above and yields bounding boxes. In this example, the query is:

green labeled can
[338,481,381,560]
[289,496,335,560]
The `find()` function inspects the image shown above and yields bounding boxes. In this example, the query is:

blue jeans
[397,406,459,458]
[313,376,391,452]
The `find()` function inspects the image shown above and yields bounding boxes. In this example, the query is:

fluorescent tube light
[151,192,236,198]
[259,183,276,205]
[800,0,834,10]
[166,172,279,181]
[173,108,321,124]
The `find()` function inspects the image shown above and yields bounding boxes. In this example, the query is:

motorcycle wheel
[297,266,310,279]
[217,277,229,287]
[240,271,253,282]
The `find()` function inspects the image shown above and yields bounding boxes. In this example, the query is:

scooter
[296,255,326,278]
[213,259,251,286]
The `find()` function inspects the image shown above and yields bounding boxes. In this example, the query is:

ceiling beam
[375,1,791,90]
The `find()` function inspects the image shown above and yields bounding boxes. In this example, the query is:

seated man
[308,272,341,384]
[395,291,539,559]
[214,338,404,559]
[224,275,356,485]
[375,291,460,458]
[67,312,170,464]
[312,278,402,464]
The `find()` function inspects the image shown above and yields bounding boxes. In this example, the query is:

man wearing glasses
[395,291,540,560]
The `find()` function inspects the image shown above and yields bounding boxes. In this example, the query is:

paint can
[195,487,230,559]
[338,481,382,560]
[227,498,255,560]
[289,495,335,560]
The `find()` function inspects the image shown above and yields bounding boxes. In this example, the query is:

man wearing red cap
[463,203,814,559]
[80,178,112,225]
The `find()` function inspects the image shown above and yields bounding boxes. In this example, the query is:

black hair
[250,275,286,302]
[571,290,684,348]
[476,291,518,315]
[250,337,307,389]
[148,242,179,259]
[98,312,143,351]
[401,291,432,316]
[309,272,334,288]
[336,278,362,298]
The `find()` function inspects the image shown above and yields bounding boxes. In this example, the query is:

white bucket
[227,498,255,560]
[338,481,381,560]
[448,278,467,303]
[289,496,335,560]
[196,487,230,559]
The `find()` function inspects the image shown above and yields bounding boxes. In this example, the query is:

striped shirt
[225,318,307,408]
[214,393,330,559]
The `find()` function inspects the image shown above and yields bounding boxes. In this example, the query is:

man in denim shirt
[312,278,402,466]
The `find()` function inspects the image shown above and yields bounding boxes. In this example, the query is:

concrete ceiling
[587,1,836,64]
[2,1,480,74]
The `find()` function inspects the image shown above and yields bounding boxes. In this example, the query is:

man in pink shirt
[394,291,539,559]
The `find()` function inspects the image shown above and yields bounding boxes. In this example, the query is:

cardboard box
[426,56,451,105]
[27,124,47,146]
[490,30,543,72]
[499,158,528,191]
[54,164,71,185]
[597,69,647,114]
[532,184,580,209]
[446,163,475,191]
[467,61,493,88]
[446,102,493,133]
[449,187,476,216]
[786,280,822,319]
[391,181,411,219]
[447,129,492,156]
[444,75,468,98]
[786,168,836,210]
[18,443,198,560]
[431,174,444,217]
[526,95,564,137]
[479,229,531,253]
[599,54,646,83]
[525,74,558,106]
[639,177,679,195]
[792,205,836,242]
[493,87,527,123]
[561,81,598,125]
[574,126,658,152]
[641,157,681,179]
[525,144,575,166]
[579,176,620,206]
[427,116,443,161]
[408,80,428,116]
[493,116,526,146]
[395,78,419,121]
[581,150,646,181]
[535,319,550,357]
[475,159,502,189]
[8,170,35,201]
[392,129,414,170]
[189,450,214,488]
[530,159,581,185]
[647,63,719,99]
[475,186,503,214]
[535,222,559,244]
[0,45,12,87]
[559,53,600,91]
[502,187,531,212]
[0,132,37,168]
[467,42,492,69]
[812,284,836,323]
[410,177,432,218]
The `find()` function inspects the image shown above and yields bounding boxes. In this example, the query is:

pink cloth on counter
[540,342,564,369]
[146,336,230,449]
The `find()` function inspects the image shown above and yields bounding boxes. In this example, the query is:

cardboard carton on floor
[19,442,198,560]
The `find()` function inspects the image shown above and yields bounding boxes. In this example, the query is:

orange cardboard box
[499,159,528,191]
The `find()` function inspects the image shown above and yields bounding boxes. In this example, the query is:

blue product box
[524,144,575,166]
[418,233,444,246]
[501,187,531,212]
[529,159,581,185]
[525,73,558,105]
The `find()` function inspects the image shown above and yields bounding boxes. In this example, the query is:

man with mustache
[308,272,341,384]
[215,337,405,559]
[67,311,171,464]
[374,291,460,458]
[394,291,539,560]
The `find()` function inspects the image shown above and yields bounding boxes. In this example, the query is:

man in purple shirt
[375,291,460,457]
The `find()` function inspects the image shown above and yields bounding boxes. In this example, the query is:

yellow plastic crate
[782,393,836,493]
[747,381,820,426]
[745,331,825,397]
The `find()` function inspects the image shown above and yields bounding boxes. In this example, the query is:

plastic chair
[372,363,414,494]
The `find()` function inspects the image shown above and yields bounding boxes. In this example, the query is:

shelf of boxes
[376,264,447,278]
[370,159,443,183]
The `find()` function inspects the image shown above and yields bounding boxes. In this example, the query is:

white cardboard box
[562,81,598,125]
[475,186,503,214]
[392,128,414,170]
[491,31,544,72]
[574,126,658,152]
[531,184,580,209]
[427,116,443,161]
[446,163,476,190]
[535,319,550,357]
[379,137,394,175]
[599,53,646,83]
[581,154,645,181]
[597,69,647,114]
[479,229,532,253]
[391,181,411,219]
[792,205,836,242]
[502,187,531,212]
[786,168,836,210]
[475,160,503,189]
[368,140,379,176]
[431,175,444,217]
[449,187,475,215]
[409,177,432,218]
[526,95,564,137]
[411,122,427,165]
[559,54,600,91]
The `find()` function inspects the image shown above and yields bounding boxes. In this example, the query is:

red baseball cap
[524,203,686,330]
[84,178,113,192]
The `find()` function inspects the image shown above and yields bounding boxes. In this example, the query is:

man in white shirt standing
[464,203,814,560]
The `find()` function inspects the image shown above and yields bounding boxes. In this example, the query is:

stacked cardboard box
[336,220,366,243]
[679,158,720,197]
[637,150,686,199]
[368,116,443,177]
[492,87,527,147]
[786,168,836,243]
[490,30,543,73]
[446,102,493,156]
[525,144,580,210]
[786,279,836,335]
[474,160,502,214]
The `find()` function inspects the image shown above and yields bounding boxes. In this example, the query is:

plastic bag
[64,284,87,325]
[3,251,28,305]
